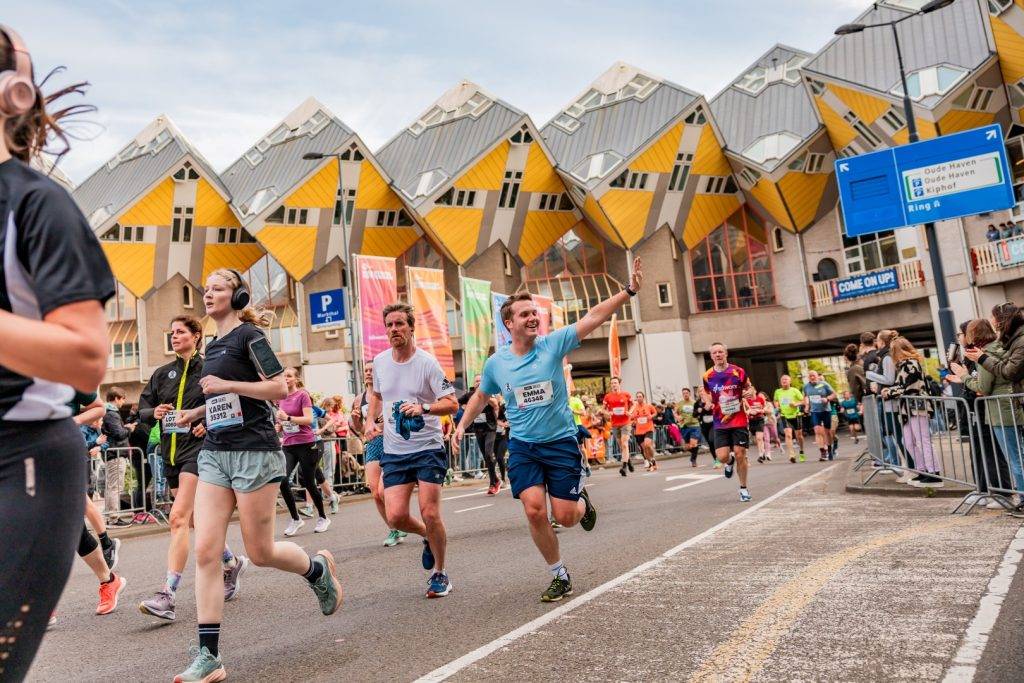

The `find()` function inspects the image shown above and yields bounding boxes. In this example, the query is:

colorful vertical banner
[533,294,553,335]
[608,313,622,379]
[406,266,456,380]
[493,292,512,349]
[355,254,398,363]
[550,303,566,330]
[460,277,492,383]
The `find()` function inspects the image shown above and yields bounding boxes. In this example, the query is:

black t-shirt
[459,387,496,430]
[0,159,115,421]
[201,323,282,451]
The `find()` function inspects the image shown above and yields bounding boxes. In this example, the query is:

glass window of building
[690,207,776,312]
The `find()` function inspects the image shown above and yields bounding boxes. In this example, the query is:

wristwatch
[625,286,637,297]
[423,403,432,414]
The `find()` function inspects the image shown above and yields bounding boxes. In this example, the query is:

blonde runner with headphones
[170,269,341,683]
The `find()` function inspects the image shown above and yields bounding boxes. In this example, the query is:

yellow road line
[688,516,980,683]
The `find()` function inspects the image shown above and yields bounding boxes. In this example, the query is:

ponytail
[1,32,94,164]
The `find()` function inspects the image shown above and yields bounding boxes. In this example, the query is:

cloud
[11,0,870,183]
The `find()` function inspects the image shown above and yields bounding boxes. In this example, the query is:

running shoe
[766,454,772,462]
[579,488,597,532]
[383,529,404,547]
[626,459,635,473]
[96,573,126,615]
[723,455,735,479]
[798,452,806,463]
[486,483,499,495]
[426,572,452,598]
[139,590,175,621]
[330,493,340,515]
[757,455,765,463]
[315,517,331,533]
[421,538,435,571]
[47,613,57,630]
[284,519,305,537]
[619,466,627,477]
[174,645,225,683]
[713,460,723,469]
[739,488,752,503]
[550,519,563,529]
[223,555,249,602]
[789,454,796,464]
[299,504,314,518]
[102,537,121,572]
[308,550,343,615]
[541,576,573,603]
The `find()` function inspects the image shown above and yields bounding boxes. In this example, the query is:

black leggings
[0,420,87,682]
[494,434,508,481]
[280,442,325,520]
[473,429,498,486]
[78,526,98,557]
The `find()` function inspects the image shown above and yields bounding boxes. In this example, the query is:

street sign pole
[894,23,955,352]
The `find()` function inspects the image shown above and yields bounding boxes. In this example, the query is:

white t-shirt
[372,347,455,455]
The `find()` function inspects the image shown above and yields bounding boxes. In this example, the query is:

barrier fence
[90,446,169,526]
[855,394,1014,515]
[973,393,1024,511]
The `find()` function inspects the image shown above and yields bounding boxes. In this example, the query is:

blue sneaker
[173,645,225,683]
[426,572,452,598]
[724,455,735,479]
[739,488,752,503]
[421,538,434,571]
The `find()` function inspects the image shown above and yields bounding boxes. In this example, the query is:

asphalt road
[29,448,1024,682]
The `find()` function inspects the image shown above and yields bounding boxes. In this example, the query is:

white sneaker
[314,517,331,533]
[986,499,1004,510]
[284,519,305,537]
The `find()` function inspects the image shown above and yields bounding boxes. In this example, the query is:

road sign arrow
[839,162,850,172]
[986,130,997,140]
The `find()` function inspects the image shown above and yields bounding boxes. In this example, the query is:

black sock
[198,623,220,656]
[303,556,324,584]
[98,532,112,551]
[101,572,115,584]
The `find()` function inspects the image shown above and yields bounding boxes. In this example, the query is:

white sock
[549,560,569,581]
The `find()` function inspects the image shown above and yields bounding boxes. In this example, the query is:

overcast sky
[10,0,868,183]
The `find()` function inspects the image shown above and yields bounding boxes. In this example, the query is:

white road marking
[443,488,494,501]
[454,504,493,514]
[416,466,836,682]
[943,524,1024,682]
[664,474,719,491]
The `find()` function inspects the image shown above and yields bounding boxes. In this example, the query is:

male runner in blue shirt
[455,258,643,603]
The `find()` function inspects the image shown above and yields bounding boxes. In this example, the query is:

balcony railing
[810,260,925,308]
[970,236,1024,275]
[522,273,634,325]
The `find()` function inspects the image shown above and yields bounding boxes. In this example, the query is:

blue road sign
[835,124,1015,237]
[308,288,346,331]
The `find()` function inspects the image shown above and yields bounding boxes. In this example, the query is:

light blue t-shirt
[803,382,835,413]
[480,324,580,444]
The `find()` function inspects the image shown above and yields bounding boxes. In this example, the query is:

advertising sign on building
[830,267,900,302]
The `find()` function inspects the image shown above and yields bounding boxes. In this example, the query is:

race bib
[162,411,189,434]
[703,415,714,424]
[282,421,300,434]
[514,381,553,408]
[720,398,741,416]
[682,404,693,414]
[612,407,626,416]
[780,397,791,406]
[637,416,649,425]
[206,393,243,431]
[473,412,487,424]
[846,407,857,415]
[810,395,824,405]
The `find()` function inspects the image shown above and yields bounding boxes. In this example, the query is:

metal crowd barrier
[973,393,1024,513]
[93,446,169,526]
[859,394,985,514]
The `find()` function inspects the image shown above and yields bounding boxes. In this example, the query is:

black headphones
[226,269,251,310]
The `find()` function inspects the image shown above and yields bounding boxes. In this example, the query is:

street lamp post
[835,0,957,353]
[302,151,361,391]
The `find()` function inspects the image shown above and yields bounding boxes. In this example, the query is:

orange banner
[406,266,456,380]
[608,313,622,379]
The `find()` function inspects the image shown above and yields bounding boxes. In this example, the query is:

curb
[844,460,972,499]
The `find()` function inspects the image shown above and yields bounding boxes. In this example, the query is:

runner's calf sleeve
[78,526,99,557]
[0,420,87,681]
